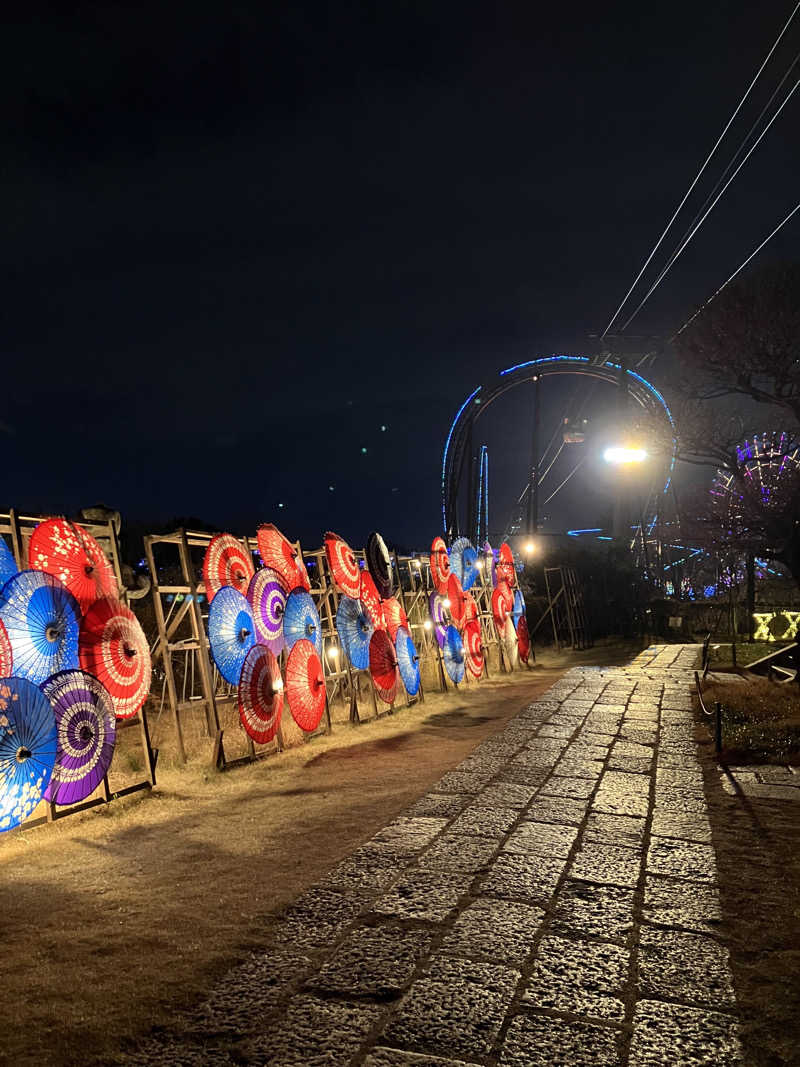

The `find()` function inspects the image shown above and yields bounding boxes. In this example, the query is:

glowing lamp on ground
[327,645,340,662]
[423,619,432,630]
[273,677,285,692]
[603,446,648,465]
[442,598,452,609]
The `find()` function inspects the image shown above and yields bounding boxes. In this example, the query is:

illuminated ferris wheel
[710,431,800,522]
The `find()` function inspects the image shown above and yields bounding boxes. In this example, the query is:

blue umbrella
[512,589,526,629]
[395,626,421,696]
[207,586,256,685]
[0,676,57,832]
[283,588,322,656]
[442,624,466,684]
[450,537,479,591]
[0,539,17,590]
[0,571,80,685]
[336,596,373,670]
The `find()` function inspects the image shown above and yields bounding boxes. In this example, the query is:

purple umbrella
[41,670,116,806]
[247,568,287,656]
[428,591,448,649]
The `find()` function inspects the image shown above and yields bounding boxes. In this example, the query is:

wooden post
[178,529,219,738]
[144,536,186,764]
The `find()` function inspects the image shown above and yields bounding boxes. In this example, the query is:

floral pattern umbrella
[42,670,116,806]
[28,518,117,614]
[206,587,256,686]
[429,537,450,593]
[365,531,393,599]
[497,542,516,586]
[324,532,361,599]
[247,568,287,655]
[0,538,18,590]
[238,644,283,744]
[285,639,326,732]
[0,620,12,676]
[0,677,57,832]
[202,533,254,602]
[256,524,310,592]
[79,597,152,718]
[0,571,80,685]
[369,628,398,705]
[336,596,374,670]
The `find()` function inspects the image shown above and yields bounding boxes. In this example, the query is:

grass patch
[702,676,800,764]
[707,640,793,669]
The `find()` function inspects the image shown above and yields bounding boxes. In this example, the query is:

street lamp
[603,446,647,465]
[523,540,538,556]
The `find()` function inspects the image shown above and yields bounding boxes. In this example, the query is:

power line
[600,0,800,339]
[671,198,800,339]
[541,455,588,507]
[619,76,800,330]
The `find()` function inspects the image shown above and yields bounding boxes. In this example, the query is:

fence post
[715,701,722,755]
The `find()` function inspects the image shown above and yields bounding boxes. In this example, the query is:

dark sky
[3,2,798,550]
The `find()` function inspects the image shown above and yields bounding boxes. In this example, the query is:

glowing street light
[603,446,648,465]
[523,540,538,556]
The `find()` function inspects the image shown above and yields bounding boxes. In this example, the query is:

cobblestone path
[134,644,741,1066]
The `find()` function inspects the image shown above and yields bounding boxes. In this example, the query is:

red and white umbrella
[238,644,283,744]
[285,639,326,733]
[447,573,468,629]
[497,542,516,587]
[369,629,398,705]
[382,596,408,641]
[359,571,385,630]
[202,533,254,602]
[429,537,450,593]
[256,524,310,592]
[78,598,151,719]
[28,518,117,614]
[0,619,11,676]
[464,619,484,678]
[517,614,531,663]
[324,532,360,599]
[492,581,513,632]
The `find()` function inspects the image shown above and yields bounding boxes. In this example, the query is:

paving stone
[501,1011,622,1066]
[638,927,736,1008]
[132,1037,234,1065]
[584,812,646,849]
[371,868,475,923]
[440,897,546,966]
[570,843,642,888]
[306,923,434,997]
[325,847,406,896]
[523,934,628,1019]
[365,1050,482,1067]
[418,833,499,873]
[470,782,537,809]
[629,999,741,1065]
[614,741,655,758]
[654,791,709,815]
[505,820,577,858]
[537,724,575,738]
[593,788,650,819]
[447,805,518,838]
[526,794,587,826]
[275,887,367,949]
[540,775,596,799]
[406,793,472,819]
[382,957,519,1060]
[482,851,565,904]
[651,810,713,843]
[552,879,636,942]
[371,817,450,853]
[608,754,653,774]
[244,994,384,1065]
[497,764,551,787]
[435,771,496,794]
[647,837,717,883]
[642,874,723,934]
[600,770,652,796]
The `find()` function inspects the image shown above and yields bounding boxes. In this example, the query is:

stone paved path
[133,644,742,1065]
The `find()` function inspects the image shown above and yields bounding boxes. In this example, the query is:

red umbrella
[79,598,151,719]
[464,619,484,678]
[382,596,408,641]
[238,644,283,744]
[360,571,385,630]
[429,537,450,593]
[324,532,360,599]
[463,590,479,625]
[497,542,516,587]
[256,524,310,592]
[517,614,531,663]
[369,629,398,705]
[202,534,254,602]
[28,518,117,614]
[492,581,513,632]
[0,618,12,675]
[447,573,468,629]
[285,639,326,732]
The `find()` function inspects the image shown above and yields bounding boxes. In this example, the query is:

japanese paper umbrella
[206,586,256,687]
[492,581,513,632]
[238,644,283,744]
[442,624,466,684]
[369,628,398,705]
[247,568,287,655]
[502,617,519,667]
[336,596,374,670]
[0,677,57,832]
[256,524,310,592]
[497,542,516,586]
[428,591,448,648]
[79,597,152,718]
[382,596,408,641]
[324,532,360,599]
[41,670,116,806]
[450,537,479,592]
[0,538,17,590]
[28,518,117,614]
[483,542,497,588]
[517,614,531,664]
[0,571,79,685]
[360,571,385,630]
[429,536,450,593]
[511,589,526,630]
[463,590,479,626]
[285,638,326,732]
[0,621,11,676]
[283,588,322,656]
[365,531,393,599]
[447,573,468,629]
[202,533,254,602]
[464,619,484,678]
[395,626,420,696]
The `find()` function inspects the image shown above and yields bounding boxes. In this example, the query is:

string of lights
[600,1,799,339]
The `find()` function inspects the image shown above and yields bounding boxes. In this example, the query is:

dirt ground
[0,643,638,1067]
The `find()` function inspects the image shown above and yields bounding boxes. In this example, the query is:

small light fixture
[524,540,537,555]
[328,645,339,660]
[273,678,285,692]
[442,598,451,609]
[423,619,432,630]
[603,446,647,464]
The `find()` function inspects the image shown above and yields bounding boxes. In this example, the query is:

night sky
[4,3,798,550]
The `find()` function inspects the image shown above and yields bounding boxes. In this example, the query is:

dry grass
[702,676,800,764]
